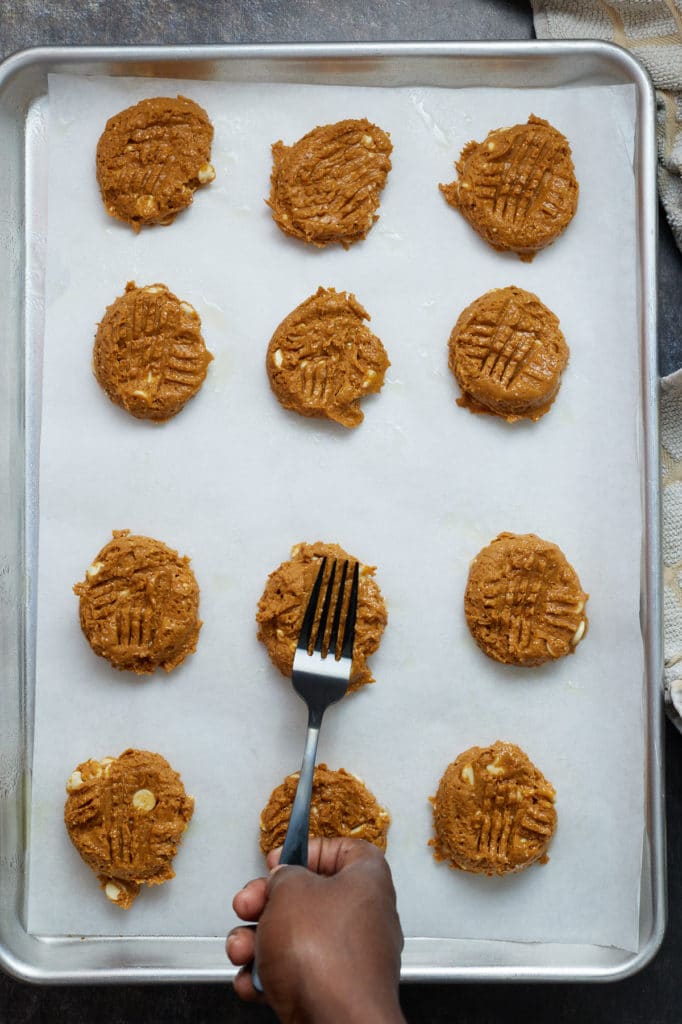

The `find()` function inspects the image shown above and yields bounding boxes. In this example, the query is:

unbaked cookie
[266,287,390,428]
[267,118,393,248]
[260,764,390,854]
[440,115,578,261]
[464,532,588,666]
[94,281,213,422]
[73,530,202,675]
[448,286,569,422]
[256,541,387,694]
[96,95,215,231]
[430,741,557,876]
[64,748,194,908]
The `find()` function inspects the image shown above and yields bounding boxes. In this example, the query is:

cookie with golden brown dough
[430,741,557,876]
[73,530,202,675]
[440,115,578,262]
[256,541,387,694]
[260,764,391,855]
[94,281,213,422]
[96,95,215,231]
[64,748,194,908]
[266,286,390,428]
[448,286,569,422]
[267,118,393,248]
[465,532,588,667]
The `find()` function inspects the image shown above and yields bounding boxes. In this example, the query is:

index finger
[308,836,385,875]
[266,837,384,878]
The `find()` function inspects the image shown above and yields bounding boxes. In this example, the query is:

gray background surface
[2,2,681,1021]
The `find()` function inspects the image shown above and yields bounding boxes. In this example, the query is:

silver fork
[251,556,358,992]
[280,554,359,866]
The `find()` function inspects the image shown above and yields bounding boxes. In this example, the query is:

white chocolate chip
[180,301,198,317]
[273,349,283,368]
[350,825,364,834]
[362,134,374,146]
[66,770,84,793]
[143,285,164,295]
[86,561,104,579]
[361,369,377,389]
[133,390,150,398]
[276,628,285,639]
[575,601,584,614]
[486,759,505,777]
[136,195,158,216]
[132,788,157,812]
[571,619,586,647]
[461,764,475,786]
[460,181,470,191]
[99,757,114,777]
[197,162,215,184]
[105,882,121,903]
[487,141,496,151]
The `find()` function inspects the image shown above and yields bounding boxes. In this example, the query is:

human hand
[227,837,405,1024]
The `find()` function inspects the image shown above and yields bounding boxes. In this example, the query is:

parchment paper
[28,72,642,952]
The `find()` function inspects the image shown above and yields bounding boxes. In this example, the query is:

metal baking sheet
[0,43,663,983]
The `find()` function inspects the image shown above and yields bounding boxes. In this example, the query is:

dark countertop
[2,3,681,1021]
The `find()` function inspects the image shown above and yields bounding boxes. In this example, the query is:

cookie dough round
[94,281,213,422]
[64,748,194,908]
[267,118,393,248]
[260,764,390,854]
[465,532,588,666]
[430,741,557,876]
[256,541,387,694]
[96,95,215,231]
[440,115,578,262]
[73,530,202,675]
[448,286,569,422]
[266,286,390,428]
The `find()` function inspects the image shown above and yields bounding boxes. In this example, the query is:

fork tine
[340,560,360,660]
[327,559,349,659]
[313,560,337,653]
[296,557,327,652]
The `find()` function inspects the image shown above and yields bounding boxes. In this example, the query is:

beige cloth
[661,371,682,731]
[532,0,682,250]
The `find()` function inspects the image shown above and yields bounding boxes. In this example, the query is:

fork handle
[251,711,322,993]
[280,710,322,866]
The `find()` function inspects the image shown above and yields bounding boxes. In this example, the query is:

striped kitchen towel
[532,0,682,251]
[661,371,682,733]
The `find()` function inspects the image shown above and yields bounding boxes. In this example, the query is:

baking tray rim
[0,40,663,984]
